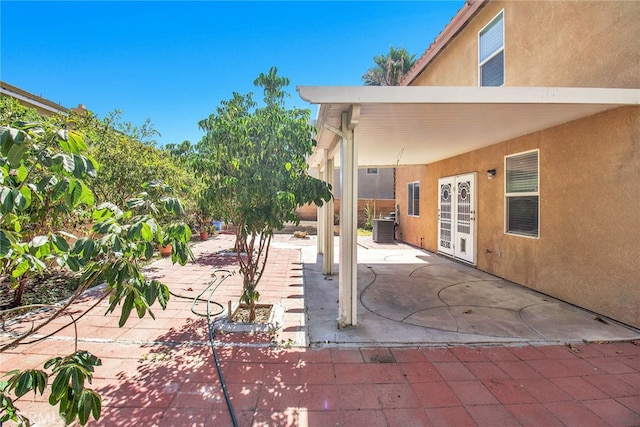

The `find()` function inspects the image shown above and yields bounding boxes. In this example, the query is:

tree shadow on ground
[91,314,309,426]
[82,242,313,425]
[194,252,240,269]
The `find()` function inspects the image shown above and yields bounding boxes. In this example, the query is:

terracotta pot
[200,231,208,240]
[158,243,172,257]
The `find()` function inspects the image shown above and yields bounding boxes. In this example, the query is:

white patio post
[317,155,325,255]
[324,155,335,275]
[338,108,359,327]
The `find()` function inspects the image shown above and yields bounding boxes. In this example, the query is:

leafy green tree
[362,46,417,86]
[0,101,192,426]
[71,110,198,211]
[164,140,210,232]
[195,67,332,320]
[165,140,195,160]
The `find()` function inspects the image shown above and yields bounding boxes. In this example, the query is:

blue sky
[1,1,464,146]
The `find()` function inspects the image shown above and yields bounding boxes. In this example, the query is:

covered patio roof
[297,86,640,167]
[297,85,639,328]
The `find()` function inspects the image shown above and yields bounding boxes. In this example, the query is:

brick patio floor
[1,235,639,426]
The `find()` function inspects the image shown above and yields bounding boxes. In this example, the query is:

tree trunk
[249,300,256,322]
[12,276,28,308]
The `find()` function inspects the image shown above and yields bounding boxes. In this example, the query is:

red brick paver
[1,235,639,426]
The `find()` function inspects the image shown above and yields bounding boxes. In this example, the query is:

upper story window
[366,168,378,175]
[479,11,504,86]
[408,182,420,216]
[505,150,539,237]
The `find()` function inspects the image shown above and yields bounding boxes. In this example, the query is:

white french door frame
[438,173,477,264]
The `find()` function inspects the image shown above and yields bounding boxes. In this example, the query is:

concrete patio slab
[304,236,640,347]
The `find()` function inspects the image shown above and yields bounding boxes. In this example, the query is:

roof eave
[401,0,489,86]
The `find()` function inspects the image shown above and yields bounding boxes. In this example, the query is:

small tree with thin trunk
[195,67,332,320]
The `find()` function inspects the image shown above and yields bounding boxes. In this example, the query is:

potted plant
[158,240,172,257]
[125,181,192,260]
[194,195,217,241]
[199,224,214,240]
[159,222,192,263]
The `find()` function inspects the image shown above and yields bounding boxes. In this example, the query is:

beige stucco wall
[395,165,428,248]
[397,0,640,329]
[412,1,640,88]
[396,106,640,328]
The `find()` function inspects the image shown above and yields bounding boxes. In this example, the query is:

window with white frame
[366,168,378,175]
[479,11,504,86]
[408,182,420,216]
[505,150,539,237]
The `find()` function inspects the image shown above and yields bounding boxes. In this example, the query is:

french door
[438,173,476,264]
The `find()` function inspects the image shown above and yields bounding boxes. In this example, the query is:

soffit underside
[299,86,640,168]
[313,102,622,167]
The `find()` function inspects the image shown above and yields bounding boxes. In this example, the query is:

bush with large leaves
[0,99,192,426]
[0,99,98,307]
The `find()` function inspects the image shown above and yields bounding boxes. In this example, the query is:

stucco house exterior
[299,0,639,329]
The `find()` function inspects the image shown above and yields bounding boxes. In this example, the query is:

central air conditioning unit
[373,219,395,243]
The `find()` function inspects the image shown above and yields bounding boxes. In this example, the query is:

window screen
[408,182,420,216]
[505,150,539,237]
[479,11,504,86]
[481,51,504,86]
